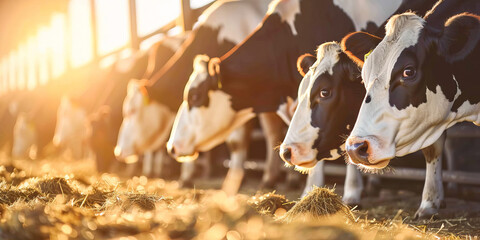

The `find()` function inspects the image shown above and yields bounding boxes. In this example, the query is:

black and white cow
[282,38,450,218]
[167,0,433,197]
[343,0,480,169]
[115,0,271,188]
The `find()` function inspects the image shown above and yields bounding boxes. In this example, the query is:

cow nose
[280,145,293,165]
[346,141,370,165]
[166,143,177,158]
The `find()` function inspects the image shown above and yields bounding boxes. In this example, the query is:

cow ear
[438,13,480,63]
[341,31,382,67]
[296,53,316,77]
[208,57,222,89]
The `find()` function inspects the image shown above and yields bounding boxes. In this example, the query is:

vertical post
[129,0,139,50]
[180,0,193,31]
[89,0,99,62]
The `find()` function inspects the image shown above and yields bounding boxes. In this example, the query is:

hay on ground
[279,186,355,223]
[249,191,295,216]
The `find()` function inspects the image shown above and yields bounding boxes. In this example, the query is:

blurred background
[0,0,214,93]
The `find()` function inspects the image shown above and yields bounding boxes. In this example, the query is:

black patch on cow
[306,53,365,160]
[450,42,480,111]
[216,0,356,113]
[365,95,371,103]
[146,25,236,111]
[187,75,218,109]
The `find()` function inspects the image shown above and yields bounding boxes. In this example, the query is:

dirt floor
[0,156,479,239]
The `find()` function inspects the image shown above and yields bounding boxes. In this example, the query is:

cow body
[343,0,480,169]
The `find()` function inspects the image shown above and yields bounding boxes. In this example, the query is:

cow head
[280,42,365,171]
[167,55,255,162]
[53,96,90,148]
[344,13,480,169]
[12,113,37,159]
[115,79,175,162]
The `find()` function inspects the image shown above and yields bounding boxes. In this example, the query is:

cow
[343,1,480,170]
[0,90,27,156]
[281,40,449,218]
[167,0,434,197]
[115,0,272,189]
[11,84,62,159]
[54,34,186,175]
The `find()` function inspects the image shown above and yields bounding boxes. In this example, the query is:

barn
[0,0,479,239]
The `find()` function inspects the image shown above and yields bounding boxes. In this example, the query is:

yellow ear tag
[139,86,150,106]
[364,49,373,62]
[217,79,222,89]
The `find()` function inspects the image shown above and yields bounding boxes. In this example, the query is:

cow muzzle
[166,141,198,163]
[279,143,317,169]
[346,136,391,169]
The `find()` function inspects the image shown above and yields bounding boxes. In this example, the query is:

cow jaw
[117,101,173,159]
[168,90,255,162]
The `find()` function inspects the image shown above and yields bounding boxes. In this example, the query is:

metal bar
[89,0,99,63]
[128,0,140,50]
[224,160,480,185]
[180,0,193,31]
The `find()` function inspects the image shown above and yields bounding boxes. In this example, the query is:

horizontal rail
[224,160,480,185]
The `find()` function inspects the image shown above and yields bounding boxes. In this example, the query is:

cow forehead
[186,56,210,92]
[302,43,341,96]
[362,14,425,89]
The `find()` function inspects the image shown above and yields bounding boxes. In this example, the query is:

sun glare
[69,0,94,68]
[136,0,180,37]
[95,0,131,56]
[0,0,217,93]
[8,51,17,91]
[50,14,67,79]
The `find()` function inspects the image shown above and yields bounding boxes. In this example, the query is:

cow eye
[190,93,199,102]
[320,89,331,98]
[402,66,416,79]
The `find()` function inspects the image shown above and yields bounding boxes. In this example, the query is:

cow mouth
[356,158,391,169]
[292,160,317,174]
[176,152,199,163]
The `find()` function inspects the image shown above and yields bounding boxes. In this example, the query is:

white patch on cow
[348,13,480,166]
[267,0,301,35]
[342,164,363,205]
[281,43,341,166]
[197,0,270,44]
[188,55,210,89]
[416,137,444,218]
[333,0,403,31]
[116,80,175,160]
[276,96,297,125]
[168,90,255,159]
[12,113,36,158]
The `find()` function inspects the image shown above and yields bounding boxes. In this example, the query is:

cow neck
[217,0,355,113]
[146,25,236,111]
